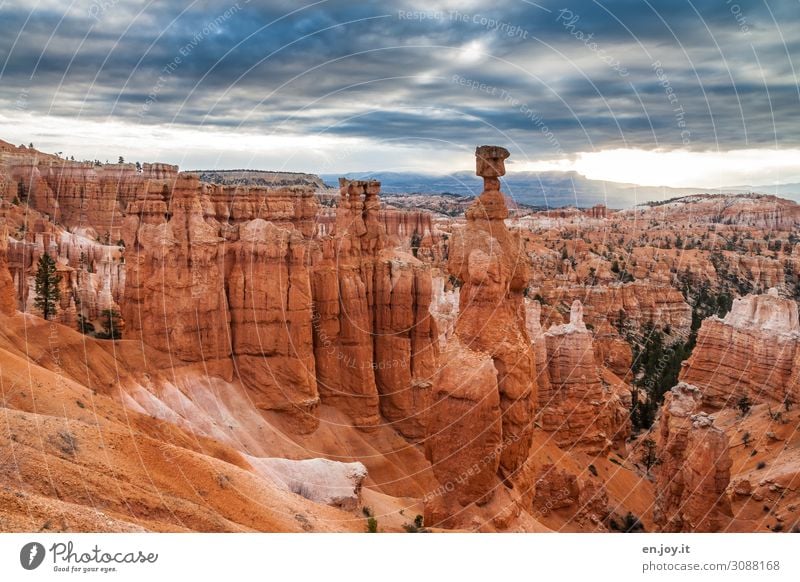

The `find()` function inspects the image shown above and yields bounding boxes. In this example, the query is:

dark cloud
[1,0,798,162]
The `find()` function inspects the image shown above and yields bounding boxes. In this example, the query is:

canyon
[0,138,798,533]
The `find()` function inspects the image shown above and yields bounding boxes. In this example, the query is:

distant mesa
[192,169,328,190]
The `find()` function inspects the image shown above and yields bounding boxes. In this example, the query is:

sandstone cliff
[540,300,630,454]
[681,288,800,409]
[310,178,439,434]
[226,219,319,432]
[121,173,324,431]
[0,225,15,315]
[538,281,692,339]
[653,383,732,532]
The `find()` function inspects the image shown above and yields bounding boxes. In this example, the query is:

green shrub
[366,517,378,533]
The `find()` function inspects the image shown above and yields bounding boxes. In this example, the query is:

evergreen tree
[95,309,122,340]
[34,254,61,320]
[640,438,660,475]
[410,231,421,258]
[77,312,95,335]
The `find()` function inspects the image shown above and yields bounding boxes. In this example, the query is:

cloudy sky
[1,0,798,187]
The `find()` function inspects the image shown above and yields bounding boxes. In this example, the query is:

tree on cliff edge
[34,254,61,320]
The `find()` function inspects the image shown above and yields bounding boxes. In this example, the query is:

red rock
[540,301,630,453]
[538,281,691,340]
[43,162,124,240]
[0,225,16,315]
[309,180,382,427]
[653,383,732,532]
[430,275,459,349]
[681,289,800,408]
[310,178,439,431]
[373,250,438,440]
[226,219,319,432]
[423,336,502,527]
[122,173,230,362]
[447,146,537,476]
[532,463,610,529]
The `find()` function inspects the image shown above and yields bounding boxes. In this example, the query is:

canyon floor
[1,140,798,533]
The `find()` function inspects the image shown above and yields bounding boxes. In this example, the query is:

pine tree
[95,309,122,340]
[640,438,660,475]
[34,254,61,320]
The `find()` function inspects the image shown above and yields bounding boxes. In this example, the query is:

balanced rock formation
[424,146,537,525]
[445,145,536,475]
[653,383,732,532]
[681,288,800,409]
[540,300,630,454]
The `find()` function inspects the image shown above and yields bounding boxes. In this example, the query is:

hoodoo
[424,146,538,526]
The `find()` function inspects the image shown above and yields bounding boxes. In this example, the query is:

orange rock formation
[540,300,630,453]
[681,289,800,409]
[653,383,732,532]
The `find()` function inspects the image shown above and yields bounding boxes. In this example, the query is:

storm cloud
[1,0,798,176]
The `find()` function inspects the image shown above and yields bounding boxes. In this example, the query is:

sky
[1,0,799,188]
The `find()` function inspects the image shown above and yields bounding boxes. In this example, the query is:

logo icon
[20,542,46,570]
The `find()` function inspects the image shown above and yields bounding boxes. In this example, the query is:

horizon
[6,137,800,195]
